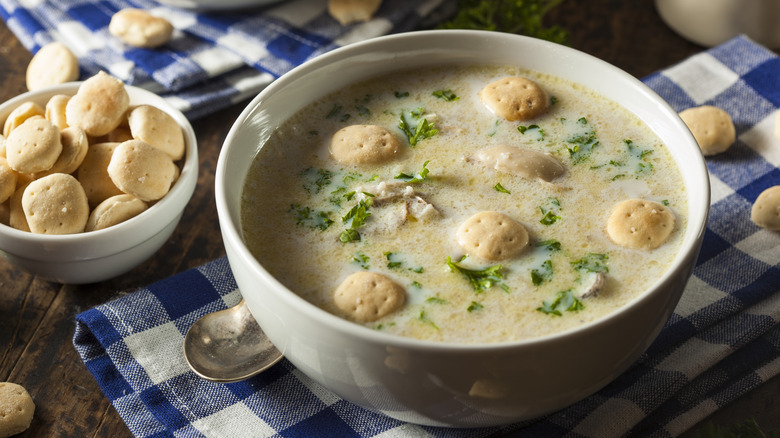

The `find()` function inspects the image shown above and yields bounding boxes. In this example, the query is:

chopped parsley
[571,253,609,273]
[351,251,370,269]
[301,167,334,194]
[426,296,448,304]
[531,259,553,286]
[384,251,403,269]
[535,239,562,251]
[326,103,342,118]
[437,0,569,45]
[339,229,360,243]
[418,310,439,330]
[399,107,438,146]
[342,199,372,228]
[494,182,510,194]
[537,289,584,316]
[395,160,430,183]
[467,301,484,312]
[447,256,508,293]
[531,239,560,285]
[564,117,599,164]
[355,105,371,117]
[517,124,545,141]
[624,139,654,176]
[540,211,561,225]
[339,198,372,243]
[539,197,561,225]
[589,139,654,180]
[374,321,396,330]
[487,119,501,137]
[432,89,459,101]
[383,251,424,272]
[290,204,333,231]
[325,102,353,122]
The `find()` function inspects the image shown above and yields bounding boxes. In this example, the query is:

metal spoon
[183,299,282,382]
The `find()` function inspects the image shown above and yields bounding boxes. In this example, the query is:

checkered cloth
[73,35,780,437]
[0,0,452,119]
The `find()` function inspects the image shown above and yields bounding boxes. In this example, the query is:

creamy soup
[241,65,687,344]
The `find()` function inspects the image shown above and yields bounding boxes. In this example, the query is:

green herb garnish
[342,199,372,228]
[351,251,370,269]
[517,124,544,141]
[564,117,599,164]
[399,108,438,146]
[467,301,484,312]
[326,104,342,118]
[385,251,403,269]
[535,239,561,251]
[624,139,654,176]
[339,229,360,243]
[395,160,430,183]
[447,256,508,293]
[571,253,609,273]
[537,289,584,316]
[339,198,372,243]
[437,0,569,45]
[418,310,439,330]
[531,259,553,286]
[540,210,561,225]
[432,89,459,101]
[494,182,510,194]
[487,120,501,137]
[301,167,333,194]
[355,105,370,117]
[290,204,333,231]
[539,197,561,225]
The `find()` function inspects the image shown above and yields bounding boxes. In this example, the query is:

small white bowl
[217,30,709,427]
[0,83,198,284]
[656,0,780,48]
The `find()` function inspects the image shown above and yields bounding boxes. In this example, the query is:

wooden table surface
[0,0,778,436]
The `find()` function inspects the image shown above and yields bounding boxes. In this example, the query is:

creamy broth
[241,65,687,344]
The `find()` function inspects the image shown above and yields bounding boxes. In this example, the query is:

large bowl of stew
[215,30,709,427]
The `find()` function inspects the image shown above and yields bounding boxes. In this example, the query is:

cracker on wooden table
[0,382,35,438]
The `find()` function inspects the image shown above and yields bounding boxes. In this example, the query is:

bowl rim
[216,29,710,352]
[0,82,198,254]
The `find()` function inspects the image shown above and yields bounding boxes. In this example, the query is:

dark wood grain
[0,1,777,436]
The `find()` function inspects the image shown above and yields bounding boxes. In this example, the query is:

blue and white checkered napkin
[73,35,780,437]
[0,0,452,119]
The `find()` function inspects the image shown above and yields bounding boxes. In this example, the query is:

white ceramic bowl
[216,30,709,427]
[0,83,198,284]
[655,0,780,48]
